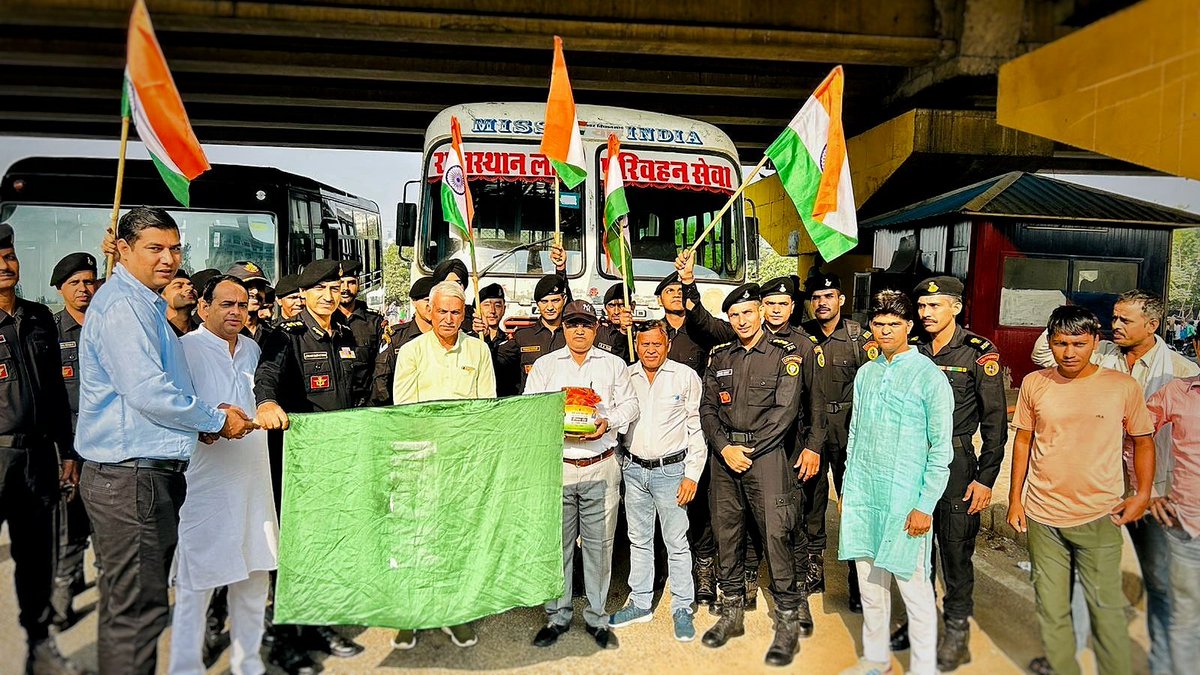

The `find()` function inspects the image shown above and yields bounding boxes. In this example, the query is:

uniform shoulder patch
[814,345,826,368]
[807,334,819,344]
[769,338,796,353]
[781,354,803,376]
[280,320,305,333]
[965,334,996,354]
[709,341,733,356]
[909,335,922,344]
[860,330,872,341]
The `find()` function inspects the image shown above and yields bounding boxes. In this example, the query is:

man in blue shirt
[78,207,255,675]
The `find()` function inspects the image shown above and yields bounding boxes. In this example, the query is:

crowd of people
[1,205,1197,675]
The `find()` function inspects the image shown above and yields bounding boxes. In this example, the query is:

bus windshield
[421,143,584,276]
[599,149,742,282]
[0,203,277,310]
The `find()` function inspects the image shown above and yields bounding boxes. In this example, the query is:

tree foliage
[382,244,411,305]
[1169,228,1200,318]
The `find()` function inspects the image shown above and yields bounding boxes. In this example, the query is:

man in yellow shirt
[389,280,495,650]
[392,281,497,403]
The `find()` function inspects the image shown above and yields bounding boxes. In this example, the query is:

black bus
[0,157,383,310]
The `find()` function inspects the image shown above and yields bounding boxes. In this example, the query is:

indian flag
[122,0,209,207]
[440,116,474,248]
[540,36,587,189]
[602,135,634,288]
[764,66,857,261]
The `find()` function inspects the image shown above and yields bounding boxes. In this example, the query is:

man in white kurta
[170,277,278,675]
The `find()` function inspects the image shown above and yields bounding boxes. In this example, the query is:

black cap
[804,273,841,295]
[261,287,276,304]
[275,274,302,299]
[603,283,629,305]
[761,276,797,299]
[722,283,761,313]
[655,272,681,296]
[409,276,435,301]
[534,274,567,301]
[339,260,361,278]
[172,268,191,281]
[914,275,965,298]
[190,268,221,294]
[296,259,342,289]
[562,300,599,325]
[0,222,12,249]
[479,283,505,302]
[50,252,98,288]
[432,259,469,288]
[226,261,268,284]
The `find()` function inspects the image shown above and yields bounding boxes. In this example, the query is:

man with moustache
[800,272,871,610]
[49,252,98,632]
[472,282,519,397]
[372,276,436,406]
[226,262,274,347]
[495,273,572,394]
[170,275,278,675]
[698,283,809,666]
[1031,290,1198,674]
[275,275,305,320]
[336,261,385,407]
[0,225,90,674]
[77,208,255,675]
[160,269,198,337]
[595,283,634,363]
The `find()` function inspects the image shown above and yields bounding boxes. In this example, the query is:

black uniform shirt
[0,298,76,459]
[370,320,427,406]
[337,301,384,407]
[255,309,356,413]
[54,309,83,429]
[481,329,520,397]
[663,316,706,376]
[495,321,566,394]
[913,325,1008,490]
[242,321,276,347]
[700,334,804,460]
[801,318,871,407]
[595,321,632,363]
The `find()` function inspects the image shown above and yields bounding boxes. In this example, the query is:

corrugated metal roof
[861,172,1200,229]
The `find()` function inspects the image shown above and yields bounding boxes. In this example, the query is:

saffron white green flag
[540,36,587,189]
[602,135,634,287]
[440,116,474,248]
[764,66,857,261]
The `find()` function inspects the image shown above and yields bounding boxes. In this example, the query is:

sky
[2,136,1198,242]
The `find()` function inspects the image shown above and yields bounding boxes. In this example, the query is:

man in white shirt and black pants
[608,320,706,642]
[526,300,639,651]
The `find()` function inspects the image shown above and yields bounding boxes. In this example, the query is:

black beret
[339,260,361,278]
[804,273,841,295]
[722,283,761,313]
[603,283,628,305]
[50,252,98,288]
[432,259,470,288]
[0,222,11,249]
[172,268,191,281]
[761,276,797,299]
[534,274,567,301]
[479,283,505,302]
[296,259,342,289]
[655,272,681,296]
[190,268,221,293]
[409,276,435,301]
[226,260,268,283]
[915,275,964,298]
[275,274,302,299]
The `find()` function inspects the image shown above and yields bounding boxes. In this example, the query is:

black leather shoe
[314,626,364,658]
[890,622,910,652]
[532,623,569,647]
[586,625,619,650]
[267,644,316,675]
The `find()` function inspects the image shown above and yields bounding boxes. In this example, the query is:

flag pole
[553,178,562,247]
[687,155,769,256]
[468,243,483,313]
[105,114,131,276]
[617,232,634,357]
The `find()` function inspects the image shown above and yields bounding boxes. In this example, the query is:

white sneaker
[390,629,417,650]
[838,658,894,675]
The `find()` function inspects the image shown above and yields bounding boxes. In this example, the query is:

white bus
[396,102,757,322]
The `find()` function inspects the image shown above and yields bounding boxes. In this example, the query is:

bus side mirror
[396,202,416,247]
[745,215,760,261]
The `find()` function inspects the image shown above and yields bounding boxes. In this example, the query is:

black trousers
[931,497,980,621]
[709,448,802,611]
[80,462,187,675]
[0,446,57,644]
[55,491,91,586]
[802,407,851,553]
[686,467,717,560]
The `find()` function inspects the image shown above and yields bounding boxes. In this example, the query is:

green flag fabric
[274,393,567,629]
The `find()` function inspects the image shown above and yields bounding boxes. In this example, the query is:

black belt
[106,458,190,473]
[0,433,44,449]
[825,401,852,414]
[627,450,686,469]
[563,449,614,467]
[728,431,755,444]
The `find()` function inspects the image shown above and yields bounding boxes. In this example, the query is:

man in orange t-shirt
[1007,305,1155,675]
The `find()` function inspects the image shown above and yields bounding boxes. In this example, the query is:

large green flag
[275,393,566,629]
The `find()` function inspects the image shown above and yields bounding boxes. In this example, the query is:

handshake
[200,404,260,444]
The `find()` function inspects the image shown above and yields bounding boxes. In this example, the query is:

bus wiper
[478,236,556,277]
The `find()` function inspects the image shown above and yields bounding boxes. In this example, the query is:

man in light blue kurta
[839,291,952,675]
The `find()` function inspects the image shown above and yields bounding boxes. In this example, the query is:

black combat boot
[937,617,972,671]
[806,553,826,594]
[701,595,745,648]
[763,609,801,667]
[744,569,760,611]
[694,556,717,611]
[846,561,862,613]
[25,638,92,675]
[795,591,814,638]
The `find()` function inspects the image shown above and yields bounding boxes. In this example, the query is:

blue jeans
[1168,529,1200,675]
[1129,517,1173,675]
[620,456,694,614]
